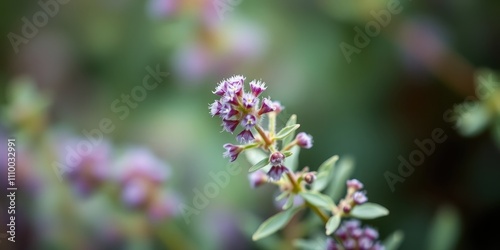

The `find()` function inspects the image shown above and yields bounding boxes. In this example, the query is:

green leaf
[293,237,325,250]
[283,151,293,157]
[426,205,461,250]
[299,192,335,211]
[282,114,297,146]
[275,124,300,140]
[275,191,289,201]
[252,207,302,241]
[327,156,354,200]
[350,203,389,219]
[282,195,294,210]
[384,230,404,250]
[249,157,269,173]
[245,148,268,166]
[325,214,341,235]
[284,145,300,172]
[312,155,339,192]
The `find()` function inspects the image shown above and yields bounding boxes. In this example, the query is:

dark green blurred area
[1,0,500,249]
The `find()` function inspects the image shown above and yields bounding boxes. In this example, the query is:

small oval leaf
[252,207,302,241]
[275,124,300,139]
[281,114,297,146]
[299,192,335,211]
[350,203,389,219]
[384,230,404,250]
[249,157,269,172]
[282,195,295,210]
[325,214,341,235]
[312,155,339,191]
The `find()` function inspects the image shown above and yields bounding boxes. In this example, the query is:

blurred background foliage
[1,0,500,249]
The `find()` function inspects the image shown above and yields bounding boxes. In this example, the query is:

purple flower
[223,144,243,162]
[213,80,227,96]
[334,220,384,250]
[241,114,257,130]
[364,227,379,240]
[353,191,368,204]
[296,132,313,149]
[242,92,259,109]
[237,129,254,143]
[326,238,338,250]
[222,119,240,133]
[344,220,361,232]
[359,237,373,250]
[209,100,222,117]
[347,179,364,190]
[267,165,289,181]
[343,238,356,250]
[225,75,244,96]
[259,98,276,115]
[249,80,266,97]
[272,100,284,113]
[269,151,285,166]
[248,170,268,188]
[219,103,239,119]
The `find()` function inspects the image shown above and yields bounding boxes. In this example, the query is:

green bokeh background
[1,0,500,249]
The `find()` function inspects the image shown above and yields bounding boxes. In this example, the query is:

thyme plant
[209,75,403,249]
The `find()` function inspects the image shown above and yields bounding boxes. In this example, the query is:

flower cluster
[210,75,314,181]
[327,220,384,250]
[210,76,396,249]
[339,179,369,214]
[210,75,276,143]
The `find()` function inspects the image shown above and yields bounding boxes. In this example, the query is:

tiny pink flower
[353,191,368,204]
[213,80,226,96]
[209,100,222,117]
[259,98,276,115]
[237,129,254,143]
[249,80,266,97]
[242,92,259,109]
[267,165,289,181]
[296,132,313,149]
[272,101,284,114]
[241,114,257,130]
[223,143,243,162]
[347,179,364,190]
[219,103,239,119]
[222,119,240,133]
[225,76,244,96]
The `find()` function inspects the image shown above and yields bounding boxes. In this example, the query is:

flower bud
[269,152,285,166]
[304,173,316,184]
[295,132,313,149]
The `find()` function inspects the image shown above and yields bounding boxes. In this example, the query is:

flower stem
[256,125,273,147]
[268,112,276,136]
[282,140,297,151]
[285,171,345,250]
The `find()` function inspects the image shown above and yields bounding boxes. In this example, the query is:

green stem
[285,172,345,250]
[268,112,276,136]
[255,125,273,149]
[282,140,297,151]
